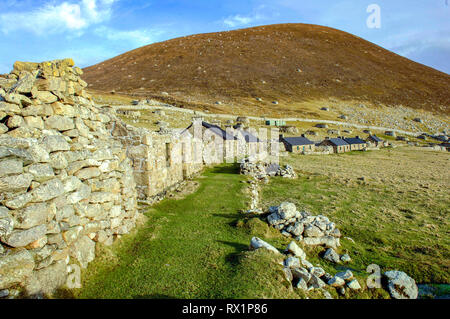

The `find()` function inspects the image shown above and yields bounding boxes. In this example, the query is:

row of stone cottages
[280,134,387,154]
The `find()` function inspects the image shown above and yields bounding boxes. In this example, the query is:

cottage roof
[368,135,382,142]
[343,137,366,145]
[282,136,315,146]
[182,121,237,140]
[327,138,349,146]
[236,129,260,143]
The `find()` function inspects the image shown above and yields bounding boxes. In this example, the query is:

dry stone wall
[0,59,139,297]
[0,59,272,298]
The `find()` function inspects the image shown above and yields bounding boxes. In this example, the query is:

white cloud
[94,26,168,47]
[223,13,265,28]
[0,0,117,35]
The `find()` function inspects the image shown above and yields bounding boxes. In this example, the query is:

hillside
[82,23,450,116]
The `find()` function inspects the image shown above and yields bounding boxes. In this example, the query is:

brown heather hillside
[83,23,450,116]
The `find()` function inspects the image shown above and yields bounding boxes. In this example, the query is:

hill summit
[82,23,450,115]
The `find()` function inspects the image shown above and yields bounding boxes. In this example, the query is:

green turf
[71,164,302,299]
[259,174,450,284]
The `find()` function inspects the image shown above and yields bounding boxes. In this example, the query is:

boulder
[250,237,280,254]
[309,274,327,289]
[295,278,308,290]
[303,225,324,237]
[282,267,293,282]
[346,279,361,290]
[284,256,301,269]
[286,241,306,260]
[328,276,346,287]
[383,270,418,299]
[336,270,354,281]
[323,248,340,263]
[291,267,311,282]
[277,202,296,220]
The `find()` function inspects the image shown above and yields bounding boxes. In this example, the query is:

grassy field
[259,147,450,284]
[67,165,305,299]
[62,147,448,299]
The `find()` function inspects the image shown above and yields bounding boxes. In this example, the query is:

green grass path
[75,164,256,299]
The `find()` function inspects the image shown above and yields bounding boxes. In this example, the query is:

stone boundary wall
[0,59,271,298]
[0,60,139,297]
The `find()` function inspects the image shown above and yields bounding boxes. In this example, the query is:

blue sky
[0,0,449,74]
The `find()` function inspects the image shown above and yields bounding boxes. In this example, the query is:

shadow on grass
[217,240,248,266]
[209,163,240,175]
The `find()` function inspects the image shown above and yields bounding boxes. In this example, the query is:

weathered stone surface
[1,225,47,247]
[346,279,361,290]
[67,184,91,204]
[250,237,280,254]
[383,271,418,299]
[336,270,354,281]
[340,254,351,263]
[323,248,341,263]
[41,135,70,152]
[35,91,58,104]
[321,236,340,249]
[309,274,327,289]
[13,202,55,229]
[6,115,25,129]
[295,278,308,290]
[286,241,306,260]
[62,226,83,245]
[27,163,54,182]
[328,276,346,287]
[284,256,301,269]
[70,235,95,268]
[0,158,23,177]
[75,167,101,180]
[89,191,117,204]
[283,267,293,282]
[0,207,14,238]
[0,248,35,289]
[31,178,65,202]
[304,225,324,238]
[24,260,67,296]
[24,116,45,129]
[0,173,33,192]
[310,267,325,278]
[277,202,297,220]
[292,267,311,282]
[4,192,33,209]
[45,115,75,131]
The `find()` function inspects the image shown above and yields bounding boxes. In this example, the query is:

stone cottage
[319,137,350,153]
[279,135,315,153]
[343,136,367,151]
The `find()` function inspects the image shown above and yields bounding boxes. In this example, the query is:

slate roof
[183,121,237,140]
[327,138,349,146]
[236,129,260,143]
[281,136,315,146]
[343,137,366,145]
[368,135,382,142]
